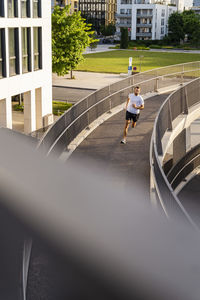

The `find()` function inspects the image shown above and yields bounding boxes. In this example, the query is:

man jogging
[121,86,144,144]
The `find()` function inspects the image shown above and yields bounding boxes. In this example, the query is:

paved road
[69,92,170,200]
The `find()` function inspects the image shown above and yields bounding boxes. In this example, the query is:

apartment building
[106,0,117,25]
[79,0,116,33]
[116,0,177,40]
[193,0,200,6]
[53,0,79,13]
[0,0,52,134]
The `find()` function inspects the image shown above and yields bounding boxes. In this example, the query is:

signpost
[128,57,132,75]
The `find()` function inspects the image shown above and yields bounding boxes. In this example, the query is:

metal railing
[167,143,200,190]
[38,61,200,157]
[150,77,200,227]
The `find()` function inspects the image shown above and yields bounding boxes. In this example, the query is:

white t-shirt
[127,93,144,114]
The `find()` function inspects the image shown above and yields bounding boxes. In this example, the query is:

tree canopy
[168,10,200,46]
[100,23,116,36]
[52,5,97,77]
[168,12,184,44]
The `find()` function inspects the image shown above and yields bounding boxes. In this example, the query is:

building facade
[52,0,79,13]
[79,0,116,33]
[106,0,117,25]
[116,0,177,40]
[132,4,177,40]
[193,0,200,6]
[0,0,52,134]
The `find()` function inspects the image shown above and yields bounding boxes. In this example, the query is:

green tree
[120,27,129,49]
[182,10,200,44]
[52,5,97,78]
[168,12,184,44]
[100,23,116,36]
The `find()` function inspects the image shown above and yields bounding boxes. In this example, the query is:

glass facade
[0,0,4,17]
[22,27,31,73]
[79,0,107,33]
[0,1,43,77]
[0,30,2,78]
[33,0,41,18]
[33,27,42,70]
[8,0,18,17]
[9,28,19,76]
[9,28,16,75]
[21,0,30,17]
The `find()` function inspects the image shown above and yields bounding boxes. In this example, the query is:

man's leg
[122,120,130,142]
[132,114,139,128]
[132,121,137,128]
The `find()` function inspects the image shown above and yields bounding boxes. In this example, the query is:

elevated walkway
[69,92,170,199]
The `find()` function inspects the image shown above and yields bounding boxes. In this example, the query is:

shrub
[53,101,73,116]
[162,45,174,49]
[13,104,24,112]
[149,44,162,49]
[120,28,129,49]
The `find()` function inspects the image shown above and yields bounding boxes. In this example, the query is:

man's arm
[132,103,144,109]
[125,97,130,110]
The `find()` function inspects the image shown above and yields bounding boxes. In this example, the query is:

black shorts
[126,111,140,122]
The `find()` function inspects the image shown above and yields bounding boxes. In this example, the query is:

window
[33,0,41,18]
[161,9,165,17]
[161,18,164,26]
[0,0,4,17]
[22,28,31,73]
[9,28,19,76]
[161,27,164,34]
[21,0,30,18]
[33,27,42,70]
[8,0,18,17]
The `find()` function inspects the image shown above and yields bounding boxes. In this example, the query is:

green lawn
[53,101,73,116]
[77,50,200,73]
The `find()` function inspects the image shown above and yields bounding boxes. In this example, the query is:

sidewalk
[52,71,122,90]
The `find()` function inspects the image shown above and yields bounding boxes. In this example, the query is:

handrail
[47,69,198,155]
[38,62,200,153]
[167,143,200,190]
[38,67,200,156]
[150,77,200,227]
[39,61,200,147]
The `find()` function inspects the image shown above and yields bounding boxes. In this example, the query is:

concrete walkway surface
[52,71,122,90]
[68,92,171,200]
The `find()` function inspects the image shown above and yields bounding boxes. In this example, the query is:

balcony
[116,23,131,27]
[137,13,153,17]
[116,13,131,18]
[136,23,152,27]
[136,32,152,37]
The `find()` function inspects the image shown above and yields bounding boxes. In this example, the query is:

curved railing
[167,143,200,190]
[150,77,200,227]
[38,61,200,156]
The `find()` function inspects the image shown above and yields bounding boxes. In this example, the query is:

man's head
[134,86,140,96]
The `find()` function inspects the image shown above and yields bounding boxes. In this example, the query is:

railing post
[86,98,90,130]
[156,125,163,156]
[183,86,189,115]
[107,98,112,114]
[180,72,184,85]
[154,78,159,92]
[22,238,32,300]
[168,101,173,131]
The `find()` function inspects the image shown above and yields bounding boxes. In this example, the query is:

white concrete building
[116,0,177,40]
[0,0,53,134]
[131,4,177,40]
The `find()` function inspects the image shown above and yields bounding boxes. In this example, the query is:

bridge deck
[68,92,170,199]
